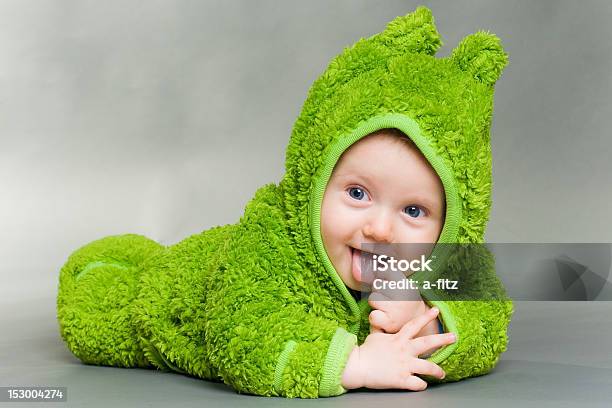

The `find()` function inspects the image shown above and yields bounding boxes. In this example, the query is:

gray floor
[2,297,612,407]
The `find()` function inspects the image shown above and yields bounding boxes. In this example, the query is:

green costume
[57,6,513,398]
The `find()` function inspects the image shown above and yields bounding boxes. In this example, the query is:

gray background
[1,0,611,407]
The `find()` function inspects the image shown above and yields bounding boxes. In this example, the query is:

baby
[56,7,513,398]
[321,128,455,390]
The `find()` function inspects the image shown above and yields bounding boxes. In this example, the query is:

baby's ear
[449,31,509,86]
[375,6,443,55]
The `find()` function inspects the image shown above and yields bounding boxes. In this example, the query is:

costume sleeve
[204,280,357,398]
[420,245,514,383]
[202,184,357,398]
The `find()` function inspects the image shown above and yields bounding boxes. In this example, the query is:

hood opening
[308,113,462,323]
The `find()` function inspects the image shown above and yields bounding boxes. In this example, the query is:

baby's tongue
[352,248,375,286]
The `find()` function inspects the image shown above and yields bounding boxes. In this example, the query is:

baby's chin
[342,276,364,292]
[337,261,364,292]
[336,263,360,291]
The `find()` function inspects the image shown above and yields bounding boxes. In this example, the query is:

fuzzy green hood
[281,5,506,253]
[278,1,509,354]
[57,6,513,400]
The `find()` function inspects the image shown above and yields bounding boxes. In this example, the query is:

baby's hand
[368,296,428,334]
[341,307,456,391]
[367,265,430,334]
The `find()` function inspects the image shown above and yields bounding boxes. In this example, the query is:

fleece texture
[57,6,513,398]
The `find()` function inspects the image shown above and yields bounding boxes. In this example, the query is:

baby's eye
[404,205,426,218]
[347,187,369,201]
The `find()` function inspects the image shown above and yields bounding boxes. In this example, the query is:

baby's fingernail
[441,372,446,379]
[448,333,456,342]
[430,307,439,315]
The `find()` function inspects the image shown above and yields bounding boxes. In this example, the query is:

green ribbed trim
[309,113,462,337]
[358,297,370,313]
[319,327,358,397]
[273,340,297,394]
[141,337,186,374]
[421,299,459,364]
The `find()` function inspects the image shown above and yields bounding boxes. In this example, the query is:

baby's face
[320,132,445,291]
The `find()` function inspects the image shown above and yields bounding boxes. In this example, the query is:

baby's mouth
[350,247,376,286]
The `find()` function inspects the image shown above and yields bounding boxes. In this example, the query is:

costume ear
[375,6,443,55]
[450,31,509,86]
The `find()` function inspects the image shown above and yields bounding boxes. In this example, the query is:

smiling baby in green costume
[57,6,513,398]
[322,129,453,389]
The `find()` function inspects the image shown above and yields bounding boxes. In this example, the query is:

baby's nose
[363,218,394,243]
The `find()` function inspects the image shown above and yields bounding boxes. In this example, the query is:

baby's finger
[372,267,411,297]
[369,309,396,332]
[411,332,457,357]
[398,375,428,391]
[409,358,445,380]
[370,270,422,302]
[398,307,440,340]
[370,280,402,302]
